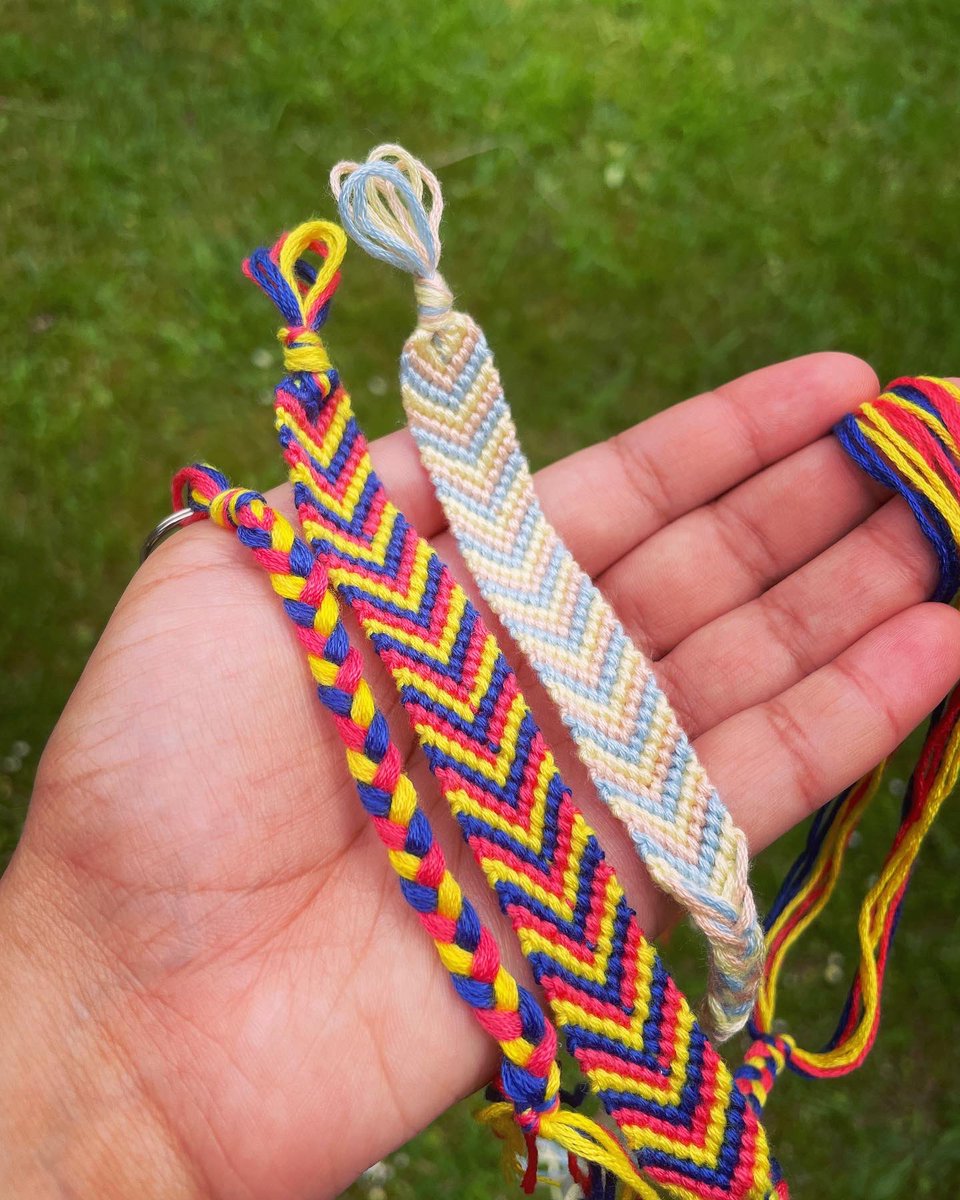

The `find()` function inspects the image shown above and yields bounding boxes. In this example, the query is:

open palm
[7,352,959,1199]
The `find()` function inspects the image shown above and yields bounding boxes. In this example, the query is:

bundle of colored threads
[329,144,763,1044]
[737,376,960,1110]
[242,216,785,1199]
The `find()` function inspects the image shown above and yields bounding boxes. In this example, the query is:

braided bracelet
[736,376,960,1112]
[154,467,579,1182]
[242,218,785,1200]
[329,146,761,1043]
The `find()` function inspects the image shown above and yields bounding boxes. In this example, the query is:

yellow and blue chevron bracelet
[243,216,786,1200]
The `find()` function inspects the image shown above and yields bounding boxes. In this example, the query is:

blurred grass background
[3,0,960,1194]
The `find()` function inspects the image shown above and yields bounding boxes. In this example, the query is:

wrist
[0,842,205,1200]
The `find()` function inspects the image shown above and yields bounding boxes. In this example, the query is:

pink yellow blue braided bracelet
[329,145,762,1043]
[160,469,688,1196]
[163,465,570,1168]
[243,217,785,1200]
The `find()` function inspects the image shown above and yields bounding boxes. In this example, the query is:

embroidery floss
[243,217,785,1200]
[329,144,762,1042]
[737,377,960,1109]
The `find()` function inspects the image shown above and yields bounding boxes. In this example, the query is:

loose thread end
[475,1099,658,1200]
[244,221,346,382]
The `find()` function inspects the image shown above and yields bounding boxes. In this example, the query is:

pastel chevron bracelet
[330,145,762,1043]
[166,464,573,1168]
[243,218,786,1200]
[736,377,960,1112]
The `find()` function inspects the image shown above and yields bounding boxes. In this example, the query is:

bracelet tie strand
[330,145,762,1043]
[243,217,784,1200]
[736,377,960,1109]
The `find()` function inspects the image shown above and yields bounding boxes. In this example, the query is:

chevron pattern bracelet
[242,217,785,1200]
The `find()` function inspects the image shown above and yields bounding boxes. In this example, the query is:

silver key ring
[140,507,196,564]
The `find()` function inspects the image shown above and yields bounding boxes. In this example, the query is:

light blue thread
[337,160,438,277]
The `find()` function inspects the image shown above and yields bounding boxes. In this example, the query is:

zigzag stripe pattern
[331,148,761,1040]
[172,463,563,1130]
[243,220,786,1200]
[400,314,761,1039]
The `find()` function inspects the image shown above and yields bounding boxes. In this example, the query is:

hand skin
[2,353,959,1200]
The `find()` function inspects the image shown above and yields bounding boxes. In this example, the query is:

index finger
[533,351,880,576]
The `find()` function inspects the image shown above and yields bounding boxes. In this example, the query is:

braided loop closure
[736,1037,796,1118]
[331,146,762,1042]
[246,219,786,1200]
[735,376,960,1101]
[170,463,562,1139]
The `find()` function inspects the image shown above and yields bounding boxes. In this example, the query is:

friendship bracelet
[160,465,575,1180]
[736,377,960,1111]
[141,146,960,1188]
[329,146,762,1043]
[243,218,785,1200]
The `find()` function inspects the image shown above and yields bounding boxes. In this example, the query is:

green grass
[4,0,960,1194]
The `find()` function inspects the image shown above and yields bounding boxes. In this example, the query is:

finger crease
[763,695,825,815]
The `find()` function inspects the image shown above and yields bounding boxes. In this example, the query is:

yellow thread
[860,405,960,536]
[753,766,883,1036]
[277,219,347,315]
[894,397,960,460]
[492,965,520,1012]
[476,1102,659,1200]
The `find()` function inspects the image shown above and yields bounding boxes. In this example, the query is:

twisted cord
[737,376,960,1098]
[331,146,761,1041]
[169,462,565,1160]
[245,218,786,1200]
[736,1036,796,1118]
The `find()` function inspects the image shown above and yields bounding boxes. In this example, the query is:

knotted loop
[243,220,347,375]
[171,463,231,517]
[172,464,273,539]
[331,145,454,333]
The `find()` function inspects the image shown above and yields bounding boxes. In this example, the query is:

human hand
[3,352,957,1199]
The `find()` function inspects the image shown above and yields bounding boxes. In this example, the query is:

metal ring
[140,508,196,564]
